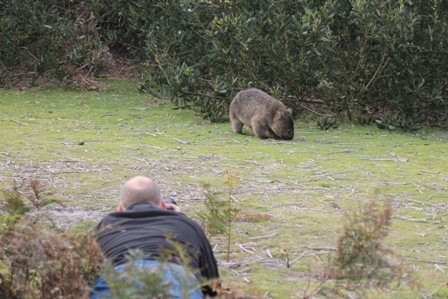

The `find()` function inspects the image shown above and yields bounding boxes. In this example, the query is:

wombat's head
[272,109,294,140]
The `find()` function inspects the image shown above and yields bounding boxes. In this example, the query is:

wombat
[229,88,294,140]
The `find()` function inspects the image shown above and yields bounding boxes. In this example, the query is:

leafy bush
[303,200,405,298]
[130,0,448,125]
[332,201,401,288]
[0,180,104,299]
[0,0,110,87]
[0,222,103,299]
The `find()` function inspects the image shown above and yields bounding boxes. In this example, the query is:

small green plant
[25,180,64,211]
[223,170,240,262]
[303,199,405,298]
[375,116,422,132]
[354,115,374,125]
[317,118,339,130]
[0,185,31,232]
[196,170,241,262]
[197,184,228,239]
[332,201,401,284]
[0,180,64,233]
[102,251,172,299]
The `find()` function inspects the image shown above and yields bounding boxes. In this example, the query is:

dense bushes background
[2,0,447,126]
[0,0,109,87]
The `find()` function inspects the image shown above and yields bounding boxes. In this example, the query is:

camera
[163,197,178,211]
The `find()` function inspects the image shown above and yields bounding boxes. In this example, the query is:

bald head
[120,176,163,210]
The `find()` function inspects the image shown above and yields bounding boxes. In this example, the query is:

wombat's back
[230,88,286,109]
[230,88,285,119]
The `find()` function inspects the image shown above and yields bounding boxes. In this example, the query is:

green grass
[1,79,447,298]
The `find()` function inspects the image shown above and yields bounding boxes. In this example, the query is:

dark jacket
[95,202,219,295]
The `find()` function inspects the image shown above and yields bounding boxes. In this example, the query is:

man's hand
[166,203,181,212]
[163,197,180,212]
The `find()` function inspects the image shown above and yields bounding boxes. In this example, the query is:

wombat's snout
[283,129,294,140]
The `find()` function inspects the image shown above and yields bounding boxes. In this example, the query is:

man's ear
[161,200,167,210]
[117,206,125,212]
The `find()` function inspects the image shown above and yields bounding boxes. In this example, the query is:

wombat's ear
[287,108,292,114]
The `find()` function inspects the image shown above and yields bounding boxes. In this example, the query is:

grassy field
[0,79,447,298]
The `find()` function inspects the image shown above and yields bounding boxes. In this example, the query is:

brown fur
[229,88,294,140]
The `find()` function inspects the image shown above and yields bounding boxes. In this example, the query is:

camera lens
[164,197,177,210]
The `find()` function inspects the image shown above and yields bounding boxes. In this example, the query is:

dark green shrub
[129,0,448,125]
[0,0,109,87]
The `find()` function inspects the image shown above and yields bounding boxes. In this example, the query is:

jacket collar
[126,202,158,211]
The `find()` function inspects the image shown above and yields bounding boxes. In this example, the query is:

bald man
[117,176,180,212]
[90,176,219,299]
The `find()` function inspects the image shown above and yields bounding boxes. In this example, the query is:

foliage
[0,180,63,232]
[0,0,110,87]
[196,184,229,239]
[222,170,240,262]
[126,0,448,125]
[0,180,104,299]
[317,117,339,130]
[332,201,401,288]
[304,199,404,298]
[196,170,241,262]
[375,115,422,132]
[101,251,172,299]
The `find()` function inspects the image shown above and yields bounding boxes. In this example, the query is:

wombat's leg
[252,122,268,139]
[230,117,244,134]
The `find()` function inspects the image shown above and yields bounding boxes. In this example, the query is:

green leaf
[291,15,300,27]
[304,7,313,15]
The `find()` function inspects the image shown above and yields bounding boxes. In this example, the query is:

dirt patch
[41,206,109,229]
[0,158,115,227]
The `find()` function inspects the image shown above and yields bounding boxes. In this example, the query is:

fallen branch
[406,199,447,208]
[327,149,362,154]
[249,233,278,240]
[236,244,256,254]
[393,215,428,222]
[299,246,337,251]
[404,257,447,265]
[289,250,308,266]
